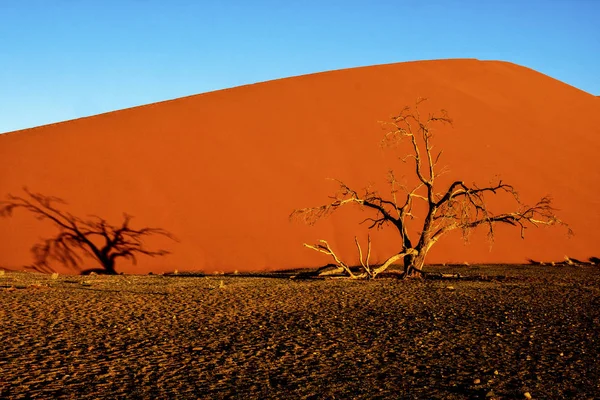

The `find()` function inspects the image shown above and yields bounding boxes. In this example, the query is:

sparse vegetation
[528,256,599,266]
[293,99,569,279]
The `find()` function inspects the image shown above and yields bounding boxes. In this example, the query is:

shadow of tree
[1,187,177,275]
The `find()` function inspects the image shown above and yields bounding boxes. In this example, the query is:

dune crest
[1,59,599,274]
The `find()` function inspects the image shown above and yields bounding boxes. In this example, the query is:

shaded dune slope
[1,59,599,274]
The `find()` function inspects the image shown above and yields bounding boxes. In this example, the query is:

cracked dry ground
[1,266,599,399]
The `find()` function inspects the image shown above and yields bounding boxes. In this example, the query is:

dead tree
[0,188,176,274]
[292,98,568,279]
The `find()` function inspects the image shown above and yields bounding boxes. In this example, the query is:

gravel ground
[1,265,599,399]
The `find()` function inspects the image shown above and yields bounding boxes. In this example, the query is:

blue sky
[1,0,598,133]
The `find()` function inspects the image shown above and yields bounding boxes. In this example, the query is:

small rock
[486,390,496,397]
[494,370,499,375]
[28,283,46,289]
[446,286,455,290]
[524,392,532,399]
[473,378,481,384]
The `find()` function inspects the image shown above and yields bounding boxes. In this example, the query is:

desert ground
[1,264,598,399]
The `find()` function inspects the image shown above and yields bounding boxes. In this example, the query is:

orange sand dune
[1,59,599,274]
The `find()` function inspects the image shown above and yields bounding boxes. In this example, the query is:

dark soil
[1,265,599,399]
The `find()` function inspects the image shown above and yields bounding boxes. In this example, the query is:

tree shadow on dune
[0,187,177,275]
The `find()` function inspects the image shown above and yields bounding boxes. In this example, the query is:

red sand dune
[1,59,599,274]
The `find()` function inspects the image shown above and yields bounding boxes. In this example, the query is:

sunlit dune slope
[1,59,599,274]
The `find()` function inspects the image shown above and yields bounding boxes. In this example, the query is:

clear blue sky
[1,0,598,133]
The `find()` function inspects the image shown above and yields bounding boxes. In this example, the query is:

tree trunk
[403,251,427,278]
[99,257,117,275]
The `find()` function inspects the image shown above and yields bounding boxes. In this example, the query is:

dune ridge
[1,59,599,274]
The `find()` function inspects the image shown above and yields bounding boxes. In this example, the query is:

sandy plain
[1,265,599,399]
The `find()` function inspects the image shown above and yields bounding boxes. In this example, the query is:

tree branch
[303,240,366,279]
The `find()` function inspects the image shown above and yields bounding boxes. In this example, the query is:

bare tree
[0,188,176,274]
[292,99,568,279]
